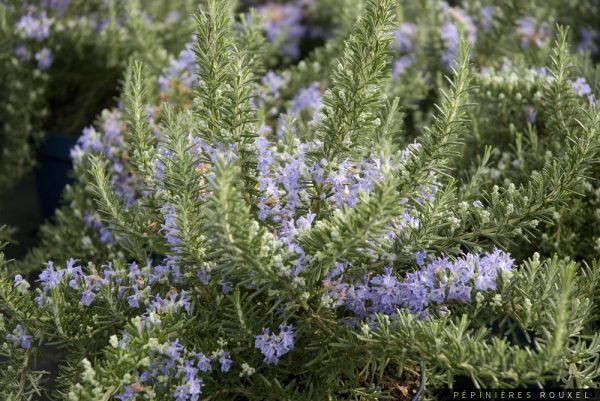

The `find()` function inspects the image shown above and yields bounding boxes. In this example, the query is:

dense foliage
[1,0,600,400]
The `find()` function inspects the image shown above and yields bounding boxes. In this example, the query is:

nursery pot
[35,132,77,221]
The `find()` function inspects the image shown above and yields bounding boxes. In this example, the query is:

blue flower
[15,43,30,62]
[261,70,286,98]
[255,136,274,173]
[218,350,232,372]
[45,0,71,16]
[572,77,592,98]
[278,324,295,350]
[219,279,232,294]
[440,21,459,67]
[177,290,192,314]
[187,377,203,399]
[392,22,417,53]
[161,204,181,247]
[392,55,415,79]
[115,385,135,401]
[479,6,494,32]
[447,281,472,303]
[13,274,23,288]
[196,352,212,372]
[81,289,95,306]
[439,7,476,69]
[255,325,295,365]
[173,385,189,401]
[99,227,114,244]
[291,83,322,114]
[296,212,315,230]
[6,325,32,350]
[258,3,306,58]
[414,251,427,266]
[577,27,599,55]
[516,16,548,49]
[327,250,513,319]
[255,329,279,364]
[16,11,52,41]
[159,40,197,93]
[35,47,53,70]
[38,261,64,292]
[369,268,402,315]
[127,285,141,308]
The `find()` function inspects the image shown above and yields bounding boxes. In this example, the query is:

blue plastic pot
[35,132,78,221]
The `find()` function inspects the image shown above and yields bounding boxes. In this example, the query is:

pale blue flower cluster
[577,27,599,55]
[516,16,549,49]
[14,10,54,70]
[254,134,400,275]
[291,83,323,115]
[391,22,416,79]
[258,2,306,58]
[34,47,53,70]
[262,70,288,99]
[159,40,198,94]
[439,5,477,69]
[16,10,52,41]
[44,0,71,17]
[479,6,494,33]
[572,77,596,105]
[35,258,189,314]
[71,110,136,205]
[82,212,114,244]
[254,325,295,364]
[113,336,226,401]
[325,249,514,321]
[33,255,217,400]
[161,204,181,248]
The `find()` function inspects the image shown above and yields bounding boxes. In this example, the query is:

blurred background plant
[0,0,201,219]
